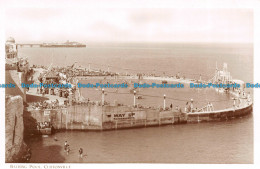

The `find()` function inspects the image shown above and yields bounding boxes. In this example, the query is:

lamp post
[102,88,105,106]
[164,94,166,110]
[232,97,236,108]
[134,90,136,107]
[190,99,194,113]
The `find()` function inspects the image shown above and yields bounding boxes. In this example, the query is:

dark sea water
[19,42,254,163]
[28,116,253,163]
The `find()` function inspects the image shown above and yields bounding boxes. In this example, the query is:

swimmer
[64,141,68,152]
[79,148,83,158]
[66,145,70,155]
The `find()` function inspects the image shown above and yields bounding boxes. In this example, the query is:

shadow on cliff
[23,106,39,140]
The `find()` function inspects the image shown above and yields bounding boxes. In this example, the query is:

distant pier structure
[16,40,86,48]
[17,43,42,48]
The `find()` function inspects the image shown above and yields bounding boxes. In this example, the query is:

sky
[5,8,253,43]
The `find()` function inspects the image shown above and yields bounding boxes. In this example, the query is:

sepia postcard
[1,0,260,169]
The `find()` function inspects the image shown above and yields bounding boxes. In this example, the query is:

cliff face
[5,70,26,102]
[5,95,29,163]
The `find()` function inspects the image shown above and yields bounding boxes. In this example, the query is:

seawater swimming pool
[77,82,128,88]
[134,83,184,88]
[19,43,253,163]
[78,78,235,111]
[190,83,241,88]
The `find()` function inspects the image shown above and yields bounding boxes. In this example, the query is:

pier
[17,44,42,48]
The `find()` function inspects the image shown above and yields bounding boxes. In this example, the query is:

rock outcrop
[5,95,30,163]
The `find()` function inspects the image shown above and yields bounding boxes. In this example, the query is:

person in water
[66,145,70,155]
[64,141,68,152]
[79,148,83,158]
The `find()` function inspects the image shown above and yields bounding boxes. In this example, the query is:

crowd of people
[31,99,68,110]
[37,121,52,130]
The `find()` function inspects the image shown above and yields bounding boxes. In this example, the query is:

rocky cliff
[5,70,26,102]
[5,95,30,163]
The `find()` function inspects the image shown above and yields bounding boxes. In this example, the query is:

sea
[19,42,254,163]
